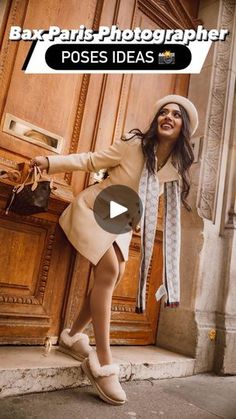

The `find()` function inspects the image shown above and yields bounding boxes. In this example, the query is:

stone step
[0,345,195,398]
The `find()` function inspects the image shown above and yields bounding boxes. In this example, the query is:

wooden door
[0,0,198,345]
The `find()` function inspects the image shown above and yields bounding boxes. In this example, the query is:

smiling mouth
[161,123,173,129]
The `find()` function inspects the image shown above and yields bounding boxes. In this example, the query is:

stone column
[213,85,236,374]
[157,0,236,375]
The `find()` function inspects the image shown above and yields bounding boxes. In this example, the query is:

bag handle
[16,164,38,193]
[32,165,55,190]
[16,165,55,194]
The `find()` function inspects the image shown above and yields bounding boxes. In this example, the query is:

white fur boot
[81,349,127,405]
[58,328,93,362]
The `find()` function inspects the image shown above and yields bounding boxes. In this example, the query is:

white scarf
[136,163,181,313]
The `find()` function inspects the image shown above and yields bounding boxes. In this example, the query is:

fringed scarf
[136,164,181,313]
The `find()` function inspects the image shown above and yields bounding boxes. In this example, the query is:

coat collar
[156,154,181,183]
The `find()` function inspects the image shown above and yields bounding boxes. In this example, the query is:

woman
[30,94,198,406]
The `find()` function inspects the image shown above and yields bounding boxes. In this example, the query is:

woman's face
[157,103,183,142]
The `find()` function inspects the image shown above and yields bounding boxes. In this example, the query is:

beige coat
[47,136,181,265]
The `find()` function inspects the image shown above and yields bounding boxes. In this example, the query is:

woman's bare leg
[88,245,118,365]
[68,289,92,336]
[69,243,126,353]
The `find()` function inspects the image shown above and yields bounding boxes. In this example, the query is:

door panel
[0,0,198,344]
[0,0,102,344]
[0,181,75,344]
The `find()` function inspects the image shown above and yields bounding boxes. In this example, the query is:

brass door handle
[0,161,25,183]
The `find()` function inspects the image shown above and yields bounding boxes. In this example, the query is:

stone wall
[156,0,236,375]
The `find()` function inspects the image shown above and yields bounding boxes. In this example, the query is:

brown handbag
[5,165,55,216]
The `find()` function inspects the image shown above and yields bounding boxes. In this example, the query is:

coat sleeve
[47,138,129,175]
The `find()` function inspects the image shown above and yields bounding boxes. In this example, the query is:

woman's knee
[93,247,120,287]
[100,264,119,287]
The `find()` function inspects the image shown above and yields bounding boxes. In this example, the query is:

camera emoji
[158,50,175,64]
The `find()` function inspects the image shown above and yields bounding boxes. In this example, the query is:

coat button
[135,224,141,232]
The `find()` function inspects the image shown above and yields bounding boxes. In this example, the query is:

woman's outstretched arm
[30,138,129,175]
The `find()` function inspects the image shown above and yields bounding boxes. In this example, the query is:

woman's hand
[29,156,49,172]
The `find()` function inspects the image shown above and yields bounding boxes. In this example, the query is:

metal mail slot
[3,113,63,153]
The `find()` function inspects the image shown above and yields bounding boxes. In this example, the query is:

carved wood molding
[130,240,141,252]
[113,74,130,141]
[0,156,20,170]
[64,74,90,184]
[0,0,29,121]
[35,230,56,304]
[65,0,104,184]
[111,303,136,312]
[197,0,235,221]
[137,0,200,29]
[0,209,56,305]
[0,156,23,182]
[0,294,39,305]
[0,207,56,226]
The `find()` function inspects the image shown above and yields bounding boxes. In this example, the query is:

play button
[93,185,143,234]
[110,201,128,218]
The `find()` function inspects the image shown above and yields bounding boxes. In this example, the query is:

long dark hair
[122,104,194,211]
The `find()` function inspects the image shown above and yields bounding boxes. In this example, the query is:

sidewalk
[1,373,236,419]
[0,345,195,397]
